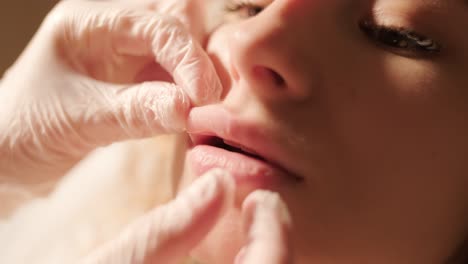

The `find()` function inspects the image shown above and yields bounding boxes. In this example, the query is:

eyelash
[225,1,265,18]
[359,20,441,57]
[224,2,442,58]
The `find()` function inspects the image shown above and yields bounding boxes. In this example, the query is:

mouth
[185,105,304,198]
[190,135,267,162]
[187,133,303,191]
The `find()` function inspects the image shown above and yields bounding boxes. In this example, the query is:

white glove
[81,169,293,264]
[0,0,221,186]
[235,191,293,264]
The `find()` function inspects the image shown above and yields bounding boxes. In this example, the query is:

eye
[359,20,441,57]
[225,1,265,18]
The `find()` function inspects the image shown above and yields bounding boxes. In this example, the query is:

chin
[190,209,245,264]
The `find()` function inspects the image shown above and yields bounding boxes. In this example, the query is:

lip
[186,105,303,189]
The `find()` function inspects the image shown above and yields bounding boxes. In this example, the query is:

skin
[0,1,291,263]
[180,0,468,263]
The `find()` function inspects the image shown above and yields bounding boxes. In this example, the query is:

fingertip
[234,246,248,264]
[214,168,237,215]
[241,191,293,254]
[145,169,236,262]
[154,83,192,132]
[239,191,293,264]
[243,191,292,228]
[177,168,235,213]
[111,82,192,138]
[208,168,236,204]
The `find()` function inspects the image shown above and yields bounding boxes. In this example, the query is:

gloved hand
[0,0,221,186]
[235,190,293,264]
[82,169,293,264]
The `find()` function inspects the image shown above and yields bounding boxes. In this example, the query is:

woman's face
[181,0,468,263]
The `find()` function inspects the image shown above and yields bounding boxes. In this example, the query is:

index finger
[235,191,294,264]
[127,1,224,106]
[82,169,235,264]
[53,1,223,106]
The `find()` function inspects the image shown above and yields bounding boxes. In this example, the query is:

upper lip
[186,106,303,181]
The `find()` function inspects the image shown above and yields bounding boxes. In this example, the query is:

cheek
[325,58,457,179]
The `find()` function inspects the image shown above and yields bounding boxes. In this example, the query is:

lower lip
[187,145,295,191]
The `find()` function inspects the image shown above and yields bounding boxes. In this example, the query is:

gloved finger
[75,79,191,145]
[235,191,294,264]
[82,169,235,264]
[49,0,222,106]
[137,0,207,43]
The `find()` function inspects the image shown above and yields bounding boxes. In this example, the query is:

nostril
[271,70,286,86]
[252,66,286,87]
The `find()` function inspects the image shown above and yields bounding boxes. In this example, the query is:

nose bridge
[227,8,314,101]
[231,15,284,66]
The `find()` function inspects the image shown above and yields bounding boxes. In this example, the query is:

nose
[227,11,312,101]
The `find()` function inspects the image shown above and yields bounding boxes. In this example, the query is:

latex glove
[82,169,293,264]
[81,169,235,264]
[0,0,221,186]
[235,191,294,264]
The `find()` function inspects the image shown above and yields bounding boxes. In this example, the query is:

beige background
[0,0,58,75]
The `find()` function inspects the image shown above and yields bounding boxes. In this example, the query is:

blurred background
[0,0,58,74]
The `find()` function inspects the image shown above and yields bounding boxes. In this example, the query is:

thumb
[76,79,191,146]
[235,191,294,264]
[82,169,235,264]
